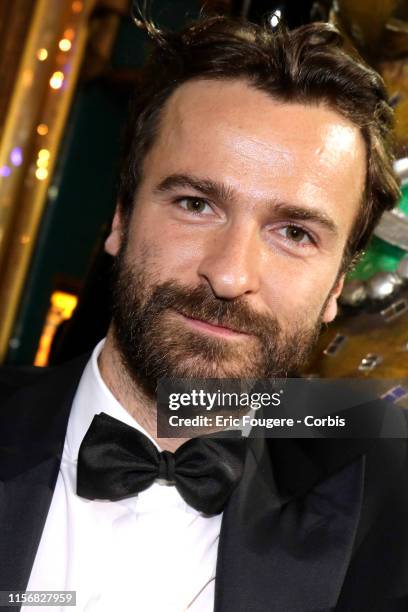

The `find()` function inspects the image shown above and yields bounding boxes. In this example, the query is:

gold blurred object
[333,0,398,58]
[332,1,408,152]
[0,0,97,362]
[80,0,130,81]
[0,1,37,134]
[332,0,408,62]
[381,58,408,149]
[383,17,408,59]
[303,289,408,379]
[34,291,78,367]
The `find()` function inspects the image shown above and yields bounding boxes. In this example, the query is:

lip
[174,311,248,338]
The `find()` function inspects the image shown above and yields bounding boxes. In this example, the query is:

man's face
[105,79,366,394]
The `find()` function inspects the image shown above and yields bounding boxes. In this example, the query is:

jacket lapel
[215,436,367,612]
[0,354,89,593]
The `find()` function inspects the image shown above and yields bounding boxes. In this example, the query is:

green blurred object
[348,184,408,281]
[400,183,408,215]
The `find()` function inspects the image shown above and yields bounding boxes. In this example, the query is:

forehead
[144,79,366,227]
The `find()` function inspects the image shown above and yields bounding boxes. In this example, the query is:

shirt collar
[65,338,160,463]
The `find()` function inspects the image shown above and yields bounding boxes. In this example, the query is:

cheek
[260,261,337,321]
[127,213,207,282]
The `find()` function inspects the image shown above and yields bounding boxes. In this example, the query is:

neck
[98,328,189,452]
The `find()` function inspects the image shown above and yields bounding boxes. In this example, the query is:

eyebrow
[271,202,339,236]
[155,173,235,204]
[154,173,339,236]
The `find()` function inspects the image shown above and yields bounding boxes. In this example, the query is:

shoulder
[0,352,91,424]
[0,353,91,478]
[0,356,87,399]
[0,364,52,401]
[338,431,408,609]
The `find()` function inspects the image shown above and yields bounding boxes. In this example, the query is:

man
[1,12,407,612]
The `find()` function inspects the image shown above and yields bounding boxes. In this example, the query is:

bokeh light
[72,1,83,13]
[10,147,23,167]
[0,166,11,177]
[63,29,75,41]
[59,39,72,52]
[49,71,64,90]
[37,124,49,136]
[38,149,50,160]
[35,168,48,181]
[36,48,48,61]
[37,158,48,169]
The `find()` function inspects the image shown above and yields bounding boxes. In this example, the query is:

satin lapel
[0,354,89,594]
[214,437,366,612]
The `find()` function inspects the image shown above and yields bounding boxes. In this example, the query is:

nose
[197,222,261,299]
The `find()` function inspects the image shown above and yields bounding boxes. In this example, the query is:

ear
[105,206,123,257]
[321,273,345,323]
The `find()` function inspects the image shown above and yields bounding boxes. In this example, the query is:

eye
[175,197,213,215]
[277,225,315,246]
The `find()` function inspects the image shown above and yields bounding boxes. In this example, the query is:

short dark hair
[118,13,400,272]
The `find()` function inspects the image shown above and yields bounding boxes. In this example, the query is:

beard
[110,242,327,398]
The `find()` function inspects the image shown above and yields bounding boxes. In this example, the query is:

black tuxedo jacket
[1,354,408,612]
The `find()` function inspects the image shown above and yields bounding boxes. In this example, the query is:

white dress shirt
[26,340,222,611]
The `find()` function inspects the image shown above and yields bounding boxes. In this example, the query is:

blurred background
[0,0,407,386]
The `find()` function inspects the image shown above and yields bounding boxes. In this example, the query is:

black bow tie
[77,412,247,515]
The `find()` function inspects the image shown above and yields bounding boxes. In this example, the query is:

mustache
[144,280,281,338]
